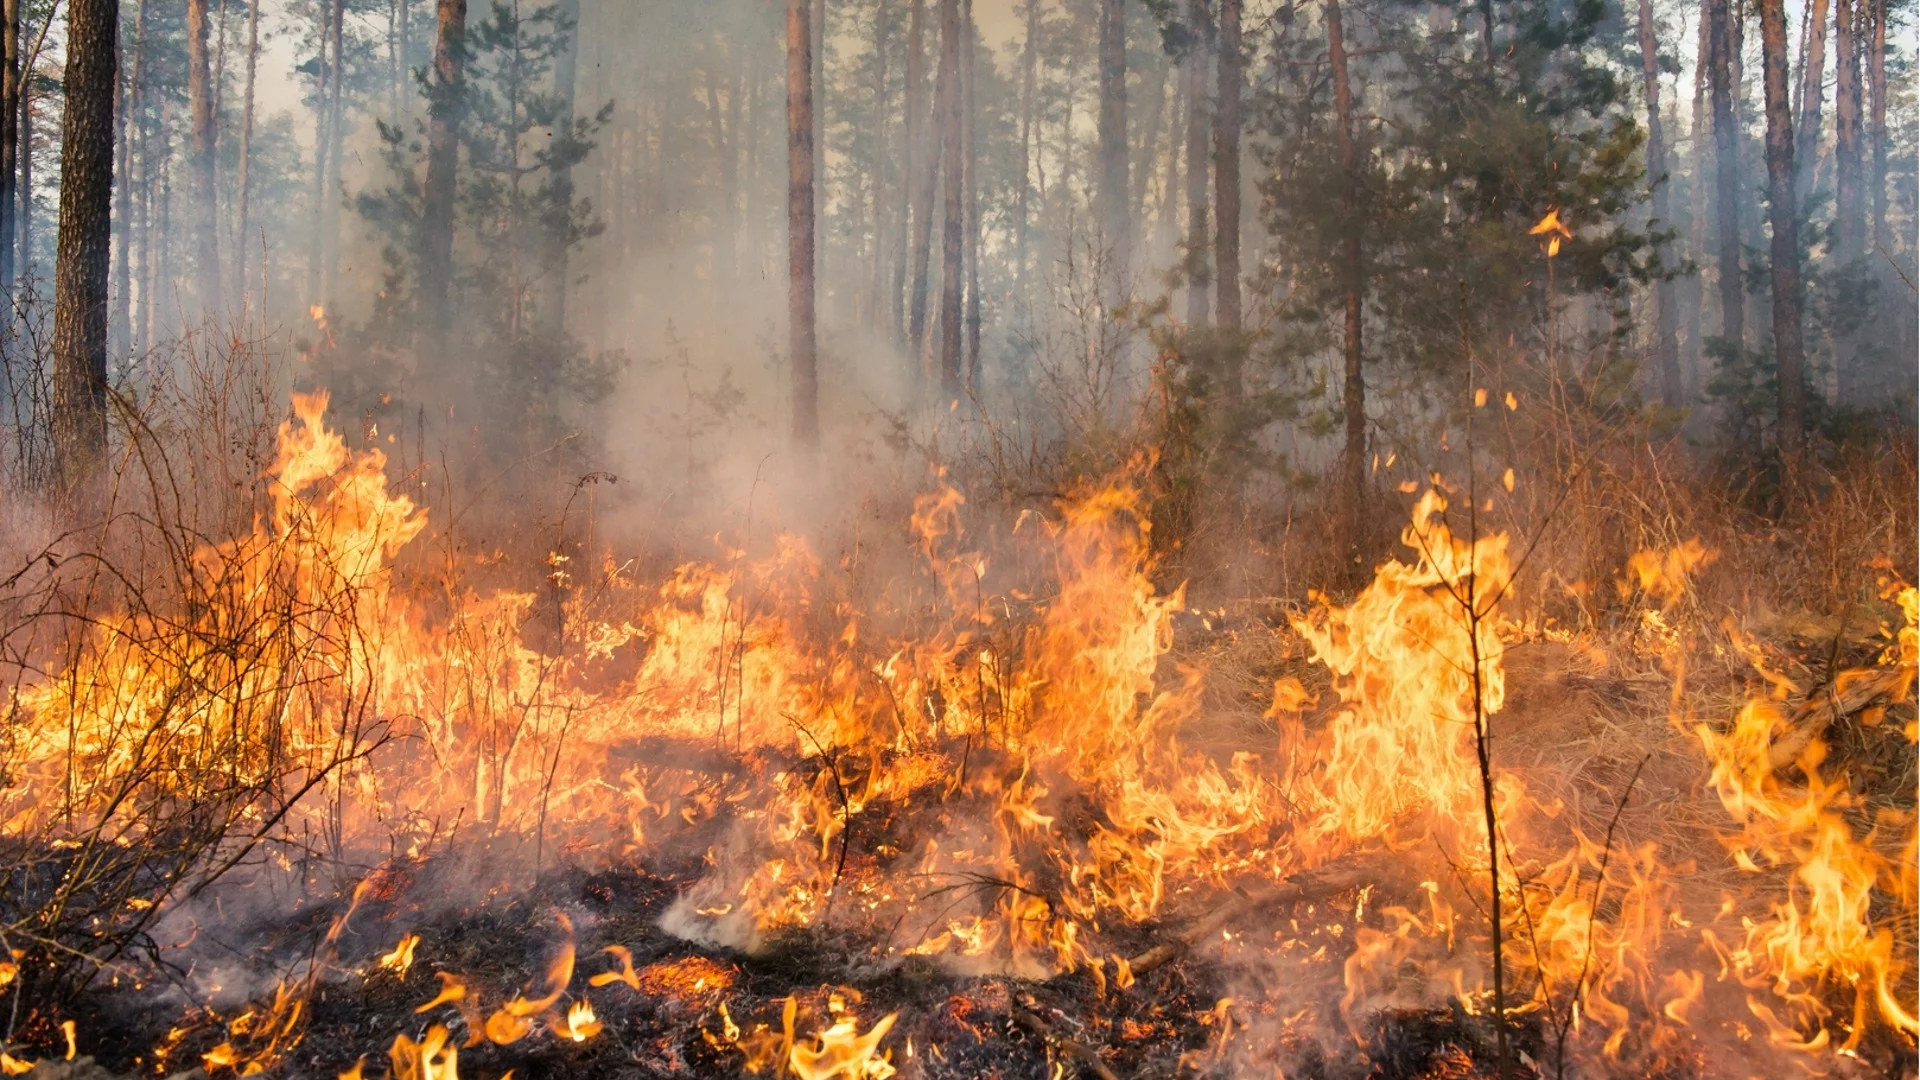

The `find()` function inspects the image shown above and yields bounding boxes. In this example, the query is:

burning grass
[0,393,1913,1078]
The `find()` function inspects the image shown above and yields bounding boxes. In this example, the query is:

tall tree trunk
[962,0,980,391]
[19,73,32,278]
[1758,0,1805,463]
[1214,0,1242,335]
[323,0,345,304]
[908,2,945,374]
[1132,56,1166,221]
[1707,0,1743,348]
[1683,5,1708,394]
[1183,0,1210,325]
[895,0,925,343]
[1095,0,1127,296]
[937,0,962,398]
[1796,0,1828,193]
[52,0,118,484]
[866,2,893,329]
[543,0,579,334]
[188,0,221,314]
[1637,0,1680,403]
[306,2,330,307]
[1832,0,1861,263]
[704,49,737,283]
[1326,0,1365,563]
[787,0,819,447]
[235,0,259,293]
[1866,0,1886,251]
[811,0,824,268]
[0,0,17,291]
[1013,0,1036,302]
[421,0,468,344]
[111,7,129,354]
[1154,70,1183,263]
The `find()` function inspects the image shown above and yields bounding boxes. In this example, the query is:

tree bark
[323,0,345,303]
[307,1,330,307]
[421,0,468,343]
[1832,0,1861,264]
[1013,0,1037,302]
[1096,0,1127,296]
[111,6,128,354]
[909,1,946,372]
[1214,0,1242,335]
[1796,0,1828,193]
[867,3,893,329]
[1636,0,1680,403]
[543,0,579,334]
[1706,0,1743,348]
[52,0,117,485]
[1758,0,1805,463]
[787,0,819,446]
[0,0,17,291]
[811,0,824,263]
[1183,0,1210,326]
[895,0,925,343]
[937,0,962,398]
[963,0,980,392]
[188,0,221,313]
[235,0,259,291]
[1327,0,1365,565]
[1866,0,1886,251]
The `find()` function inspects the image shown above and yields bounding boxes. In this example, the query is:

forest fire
[0,397,1910,1079]
[0,0,1913,1074]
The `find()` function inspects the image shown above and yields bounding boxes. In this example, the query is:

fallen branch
[1126,855,1379,977]
[1013,1005,1122,1080]
[1767,664,1914,772]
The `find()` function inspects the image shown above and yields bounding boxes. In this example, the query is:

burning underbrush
[0,393,1913,1078]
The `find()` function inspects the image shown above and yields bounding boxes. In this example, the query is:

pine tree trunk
[1796,0,1828,192]
[866,3,892,329]
[908,2,945,372]
[1866,0,1886,250]
[1326,0,1365,563]
[235,0,258,291]
[1637,0,1680,403]
[1758,0,1805,462]
[1683,9,1706,378]
[787,0,819,447]
[421,0,468,342]
[895,0,925,343]
[1013,0,1036,302]
[1833,0,1861,262]
[306,2,329,307]
[188,0,221,313]
[0,0,17,291]
[937,0,962,399]
[1155,71,1183,262]
[811,0,824,263]
[963,0,980,391]
[1214,0,1242,335]
[1707,0,1743,348]
[19,73,32,278]
[111,11,128,354]
[52,0,117,485]
[1183,0,1210,326]
[1132,56,1165,221]
[323,0,345,304]
[1095,0,1127,296]
[543,0,579,334]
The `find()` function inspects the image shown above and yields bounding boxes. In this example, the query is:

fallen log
[1767,664,1914,772]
